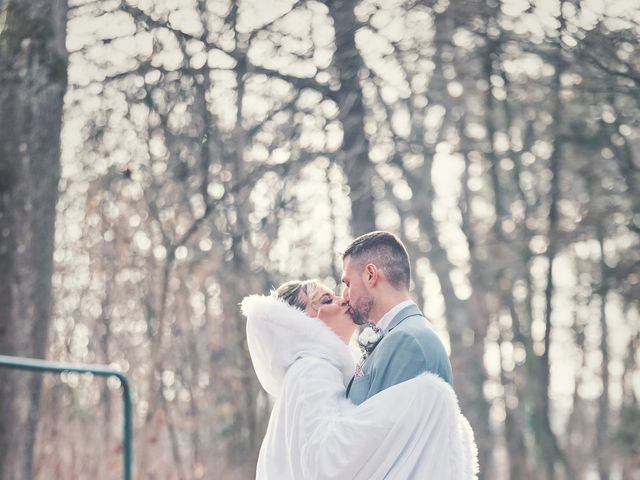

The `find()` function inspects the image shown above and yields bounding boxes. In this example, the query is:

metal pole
[0,354,133,480]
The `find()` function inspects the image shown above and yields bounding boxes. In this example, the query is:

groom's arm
[367,330,452,398]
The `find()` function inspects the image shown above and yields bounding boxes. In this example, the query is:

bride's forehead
[311,286,332,298]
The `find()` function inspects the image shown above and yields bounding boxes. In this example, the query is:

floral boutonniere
[357,323,383,357]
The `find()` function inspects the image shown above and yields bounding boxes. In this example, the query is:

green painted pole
[0,354,133,480]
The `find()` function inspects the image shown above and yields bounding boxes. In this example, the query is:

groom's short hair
[342,231,411,290]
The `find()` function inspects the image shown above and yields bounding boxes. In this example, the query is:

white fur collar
[241,294,356,397]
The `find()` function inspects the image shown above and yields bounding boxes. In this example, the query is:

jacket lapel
[384,303,423,333]
[347,303,425,397]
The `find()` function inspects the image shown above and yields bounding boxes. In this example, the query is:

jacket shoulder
[387,315,442,345]
[377,316,453,384]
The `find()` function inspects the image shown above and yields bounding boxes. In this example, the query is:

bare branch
[249,64,337,102]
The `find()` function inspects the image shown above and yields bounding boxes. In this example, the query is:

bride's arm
[279,358,392,480]
[278,357,477,480]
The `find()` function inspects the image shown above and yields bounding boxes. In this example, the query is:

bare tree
[0,1,68,479]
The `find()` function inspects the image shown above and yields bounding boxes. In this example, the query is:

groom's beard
[349,298,373,326]
[350,310,367,325]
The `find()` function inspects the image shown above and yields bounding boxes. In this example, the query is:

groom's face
[341,256,373,326]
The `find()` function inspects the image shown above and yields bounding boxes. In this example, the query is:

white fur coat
[242,294,478,479]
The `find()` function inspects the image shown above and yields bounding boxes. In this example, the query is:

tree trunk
[596,226,610,480]
[537,42,574,480]
[327,0,377,236]
[0,1,67,479]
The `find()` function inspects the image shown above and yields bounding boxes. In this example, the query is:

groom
[341,231,453,404]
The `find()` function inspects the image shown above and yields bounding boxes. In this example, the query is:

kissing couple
[242,231,478,479]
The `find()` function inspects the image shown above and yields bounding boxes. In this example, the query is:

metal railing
[0,354,133,480]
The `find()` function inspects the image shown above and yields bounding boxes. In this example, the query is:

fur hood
[241,294,356,397]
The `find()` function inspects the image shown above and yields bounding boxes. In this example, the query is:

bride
[241,279,478,479]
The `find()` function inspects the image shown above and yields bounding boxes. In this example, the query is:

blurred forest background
[1,0,639,479]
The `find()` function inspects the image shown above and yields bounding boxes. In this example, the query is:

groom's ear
[365,264,379,286]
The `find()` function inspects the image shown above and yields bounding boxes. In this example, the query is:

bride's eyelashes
[320,295,333,305]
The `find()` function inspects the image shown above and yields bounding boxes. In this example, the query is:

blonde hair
[274,280,324,312]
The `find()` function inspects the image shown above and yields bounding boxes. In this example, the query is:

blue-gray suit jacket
[347,303,453,405]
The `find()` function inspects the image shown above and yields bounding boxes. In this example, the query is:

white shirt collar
[375,300,415,332]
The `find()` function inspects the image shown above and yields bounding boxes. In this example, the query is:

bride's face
[305,286,357,343]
